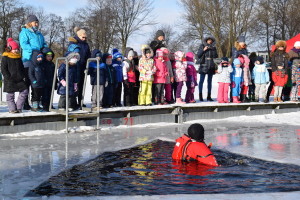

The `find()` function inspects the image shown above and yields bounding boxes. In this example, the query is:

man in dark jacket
[197,36,218,101]
[150,30,167,57]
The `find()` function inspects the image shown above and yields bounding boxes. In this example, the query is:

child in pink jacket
[185,52,198,103]
[174,51,187,104]
[153,49,168,105]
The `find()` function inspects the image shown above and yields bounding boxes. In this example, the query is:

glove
[292,82,296,86]
[105,81,108,87]
[60,79,66,87]
[231,82,236,88]
[244,82,248,87]
[33,80,37,84]
[170,77,174,83]
[123,79,129,87]
[208,142,213,148]
[74,83,78,92]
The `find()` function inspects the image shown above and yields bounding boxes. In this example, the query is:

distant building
[256,51,270,62]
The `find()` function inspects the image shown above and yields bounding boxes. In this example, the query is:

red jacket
[272,71,288,87]
[172,135,218,167]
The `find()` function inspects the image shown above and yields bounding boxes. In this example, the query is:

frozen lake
[0,111,300,199]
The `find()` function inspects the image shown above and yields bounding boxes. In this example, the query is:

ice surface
[1,74,300,199]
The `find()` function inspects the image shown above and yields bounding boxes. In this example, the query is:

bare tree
[87,0,120,52]
[113,0,156,54]
[180,0,255,57]
[46,14,64,49]
[0,0,23,51]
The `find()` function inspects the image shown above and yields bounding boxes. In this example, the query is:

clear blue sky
[21,0,183,51]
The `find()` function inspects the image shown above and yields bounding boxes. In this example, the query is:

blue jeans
[198,73,213,94]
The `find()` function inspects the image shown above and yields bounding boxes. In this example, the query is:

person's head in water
[188,123,205,142]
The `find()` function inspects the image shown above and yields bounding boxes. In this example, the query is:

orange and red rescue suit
[172,134,218,167]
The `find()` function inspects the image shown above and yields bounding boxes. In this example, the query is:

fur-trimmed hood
[275,40,287,49]
[91,49,102,58]
[203,36,216,45]
[141,44,153,58]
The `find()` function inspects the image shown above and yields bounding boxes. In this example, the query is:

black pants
[103,83,114,107]
[283,86,292,100]
[153,83,165,104]
[123,82,135,106]
[24,68,32,106]
[31,88,43,102]
[77,69,85,106]
[42,86,52,110]
[113,82,122,106]
[58,95,77,109]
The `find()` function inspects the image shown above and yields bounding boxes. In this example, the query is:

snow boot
[176,98,186,104]
[31,101,41,112]
[232,96,241,103]
[199,93,203,101]
[207,93,214,101]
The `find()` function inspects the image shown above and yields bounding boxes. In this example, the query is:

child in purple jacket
[185,52,198,103]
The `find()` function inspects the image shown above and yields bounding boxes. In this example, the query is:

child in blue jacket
[112,48,123,107]
[88,49,105,109]
[252,56,270,103]
[57,52,80,111]
[231,58,244,103]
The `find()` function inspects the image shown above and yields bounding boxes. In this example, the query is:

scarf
[2,52,21,59]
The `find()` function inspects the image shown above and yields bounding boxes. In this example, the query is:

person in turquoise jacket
[19,15,47,110]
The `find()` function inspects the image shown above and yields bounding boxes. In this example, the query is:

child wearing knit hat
[217,57,233,103]
[1,38,28,113]
[231,58,244,103]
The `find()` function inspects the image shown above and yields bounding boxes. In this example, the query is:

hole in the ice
[26,140,300,197]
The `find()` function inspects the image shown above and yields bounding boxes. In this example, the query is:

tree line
[0,0,299,60]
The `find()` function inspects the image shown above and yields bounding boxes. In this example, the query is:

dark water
[26,140,300,197]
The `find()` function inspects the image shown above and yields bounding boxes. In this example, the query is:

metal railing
[50,57,70,133]
[49,57,101,132]
[83,58,101,129]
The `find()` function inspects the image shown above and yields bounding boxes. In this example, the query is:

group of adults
[15,15,90,110]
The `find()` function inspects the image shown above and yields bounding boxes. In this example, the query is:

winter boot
[23,99,31,110]
[31,101,40,112]
[240,94,249,103]
[199,93,203,101]
[207,93,214,101]
[232,96,241,103]
[176,98,186,104]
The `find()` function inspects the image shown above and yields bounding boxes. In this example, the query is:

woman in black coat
[197,36,218,101]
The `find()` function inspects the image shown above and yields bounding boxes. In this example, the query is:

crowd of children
[1,19,300,113]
